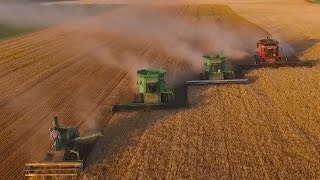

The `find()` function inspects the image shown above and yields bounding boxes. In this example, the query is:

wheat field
[1,1,320,179]
[81,3,320,180]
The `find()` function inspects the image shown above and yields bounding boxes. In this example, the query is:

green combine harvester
[186,54,248,85]
[112,68,189,112]
[24,117,103,178]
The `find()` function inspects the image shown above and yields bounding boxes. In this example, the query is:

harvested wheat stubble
[84,67,320,179]
[1,1,320,179]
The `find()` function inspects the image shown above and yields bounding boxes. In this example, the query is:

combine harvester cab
[24,117,103,178]
[186,54,248,85]
[238,37,317,70]
[112,68,189,112]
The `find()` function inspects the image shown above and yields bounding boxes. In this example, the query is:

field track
[1,1,320,180]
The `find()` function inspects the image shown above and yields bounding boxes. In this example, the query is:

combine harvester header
[186,54,248,85]
[112,68,189,112]
[25,161,83,178]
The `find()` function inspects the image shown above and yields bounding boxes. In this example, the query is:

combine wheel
[167,93,174,102]
[254,55,261,64]
[234,66,245,78]
[223,73,235,79]
[64,150,80,161]
[161,93,174,102]
[134,94,144,103]
[161,94,168,102]
[199,73,205,80]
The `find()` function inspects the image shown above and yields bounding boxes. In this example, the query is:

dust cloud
[0,2,91,27]
[87,6,265,68]
[0,1,266,68]
[0,1,268,132]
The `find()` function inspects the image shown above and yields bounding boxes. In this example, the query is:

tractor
[112,68,189,112]
[186,54,248,85]
[24,116,103,178]
[239,37,315,69]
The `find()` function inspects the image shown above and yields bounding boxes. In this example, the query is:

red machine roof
[258,37,279,46]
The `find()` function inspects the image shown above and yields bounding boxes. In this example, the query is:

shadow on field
[288,38,320,56]
[83,108,182,176]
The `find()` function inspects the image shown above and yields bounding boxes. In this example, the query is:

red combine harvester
[239,37,315,69]
[254,37,287,64]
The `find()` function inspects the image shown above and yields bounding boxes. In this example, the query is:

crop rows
[81,3,320,180]
[1,2,320,179]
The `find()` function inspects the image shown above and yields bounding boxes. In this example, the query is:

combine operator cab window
[266,48,275,57]
[146,83,158,93]
[212,63,221,72]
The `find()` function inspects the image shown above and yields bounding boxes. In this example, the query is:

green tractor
[24,116,103,178]
[112,68,188,112]
[186,54,248,85]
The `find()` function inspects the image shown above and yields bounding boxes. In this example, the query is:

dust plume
[0,2,265,71]
[91,46,151,89]
[0,3,267,132]
[279,41,296,57]
[0,2,91,27]
[84,6,266,70]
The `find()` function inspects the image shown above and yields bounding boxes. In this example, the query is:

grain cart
[24,117,103,178]
[112,68,189,112]
[239,37,316,70]
[186,54,248,85]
